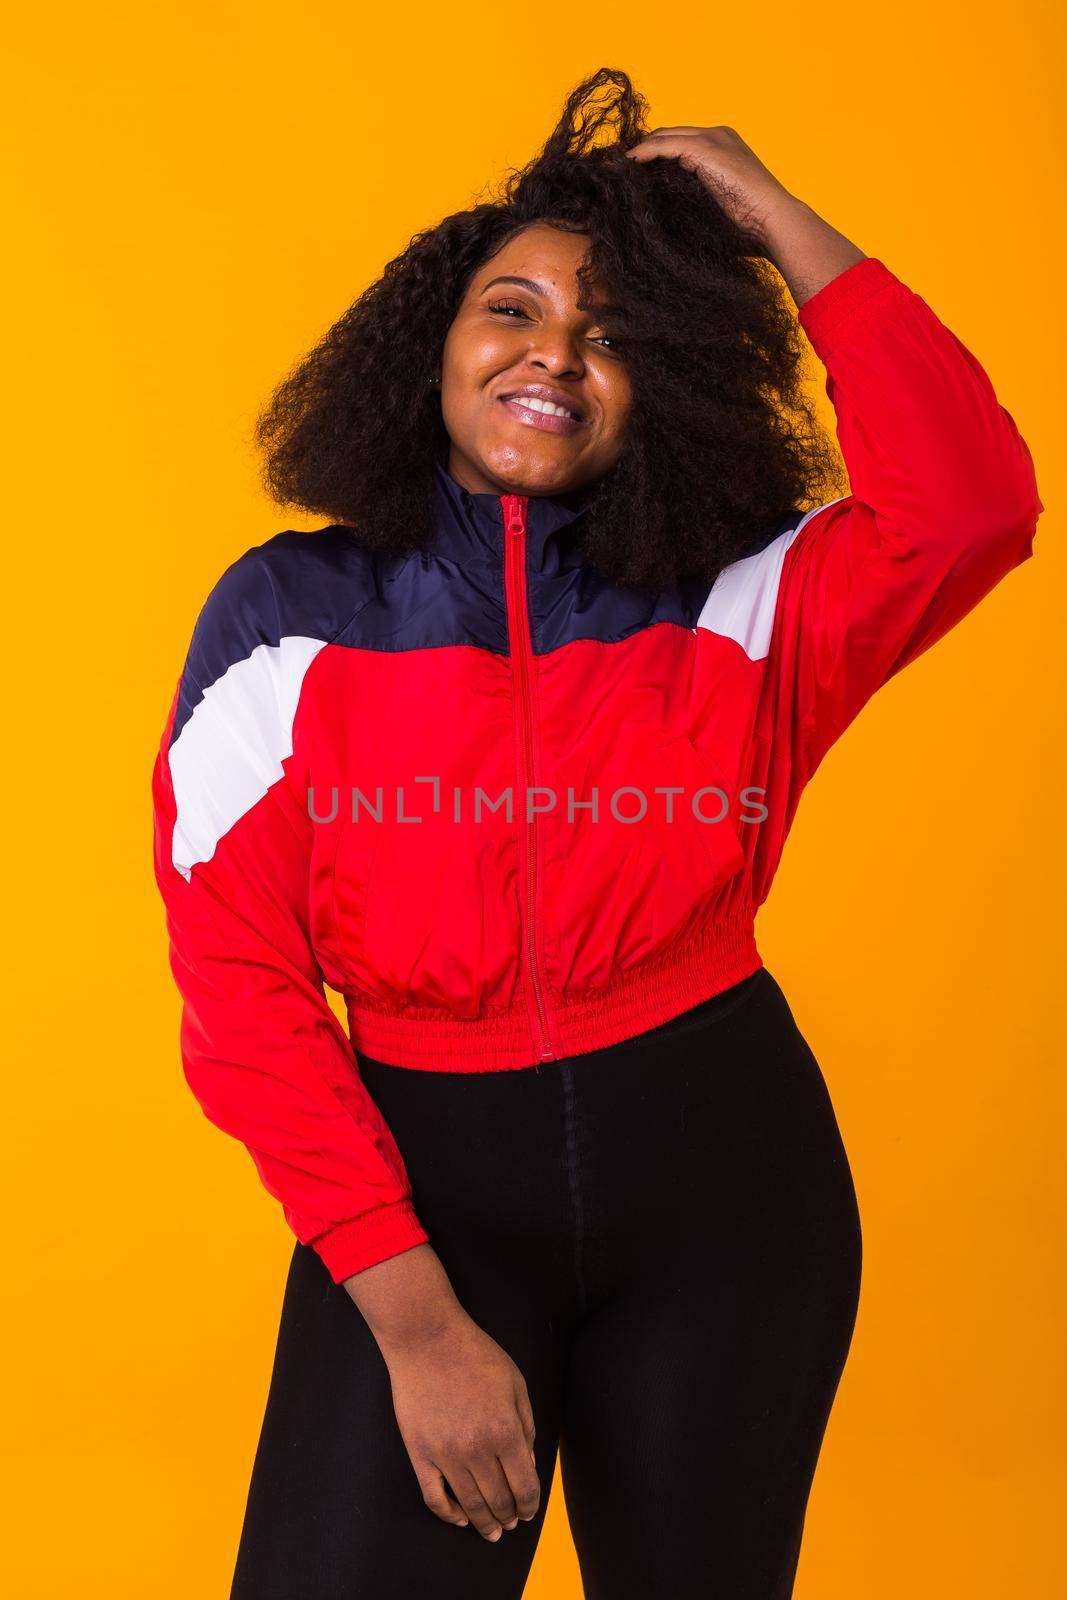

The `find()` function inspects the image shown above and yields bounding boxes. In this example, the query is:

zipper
[501,493,556,1064]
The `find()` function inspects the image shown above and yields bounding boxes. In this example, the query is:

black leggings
[231,966,863,1599]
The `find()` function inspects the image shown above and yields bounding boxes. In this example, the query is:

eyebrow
[478,275,546,296]
[477,273,611,319]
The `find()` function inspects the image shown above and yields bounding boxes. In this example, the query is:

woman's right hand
[385,1311,541,1539]
[344,1244,541,1542]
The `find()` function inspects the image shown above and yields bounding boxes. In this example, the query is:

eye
[487,299,624,356]
[487,298,532,320]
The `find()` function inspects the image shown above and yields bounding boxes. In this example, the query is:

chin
[481,441,581,493]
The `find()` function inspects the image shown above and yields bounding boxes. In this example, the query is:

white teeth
[509,395,579,420]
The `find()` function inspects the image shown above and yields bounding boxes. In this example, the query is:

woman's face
[439,221,632,498]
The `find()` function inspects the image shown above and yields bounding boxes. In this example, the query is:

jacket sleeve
[151,546,430,1283]
[768,255,1043,794]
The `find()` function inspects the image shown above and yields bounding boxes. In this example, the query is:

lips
[498,383,587,423]
[499,395,586,436]
[497,383,589,440]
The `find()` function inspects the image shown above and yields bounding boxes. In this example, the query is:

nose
[523,324,585,379]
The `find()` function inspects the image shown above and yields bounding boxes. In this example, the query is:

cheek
[439,357,483,424]
[442,345,509,426]
[445,324,511,383]
[443,387,499,447]
[599,377,633,445]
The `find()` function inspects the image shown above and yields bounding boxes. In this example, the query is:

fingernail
[504,1519,518,1530]
[456,1518,468,1527]
[489,1528,502,1542]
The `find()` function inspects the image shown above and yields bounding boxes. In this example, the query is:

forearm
[783,248,1040,553]
[757,250,1041,785]
[344,1242,468,1358]
[757,195,867,309]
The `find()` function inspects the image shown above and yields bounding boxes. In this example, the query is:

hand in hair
[624,124,797,255]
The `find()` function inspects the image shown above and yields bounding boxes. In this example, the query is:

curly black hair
[254,67,847,592]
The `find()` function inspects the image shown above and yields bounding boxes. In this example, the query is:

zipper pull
[503,495,527,536]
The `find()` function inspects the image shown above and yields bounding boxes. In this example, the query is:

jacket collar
[432,457,595,571]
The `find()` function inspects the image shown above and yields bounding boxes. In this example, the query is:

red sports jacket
[152,256,1043,1282]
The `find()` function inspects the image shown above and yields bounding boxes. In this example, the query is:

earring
[429,373,441,387]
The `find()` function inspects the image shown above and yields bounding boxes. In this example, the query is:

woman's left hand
[625,125,797,254]
[626,125,867,306]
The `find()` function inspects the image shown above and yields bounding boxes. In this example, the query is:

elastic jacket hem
[345,912,763,1071]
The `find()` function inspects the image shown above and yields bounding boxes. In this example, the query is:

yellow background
[4,4,1063,1594]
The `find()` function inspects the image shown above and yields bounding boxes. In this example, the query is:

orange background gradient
[3,4,1063,1594]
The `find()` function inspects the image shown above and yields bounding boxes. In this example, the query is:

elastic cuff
[312,1198,430,1283]
[797,256,907,358]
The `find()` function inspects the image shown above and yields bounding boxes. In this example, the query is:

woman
[152,68,1042,1599]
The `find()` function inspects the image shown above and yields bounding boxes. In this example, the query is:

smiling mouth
[499,396,586,436]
